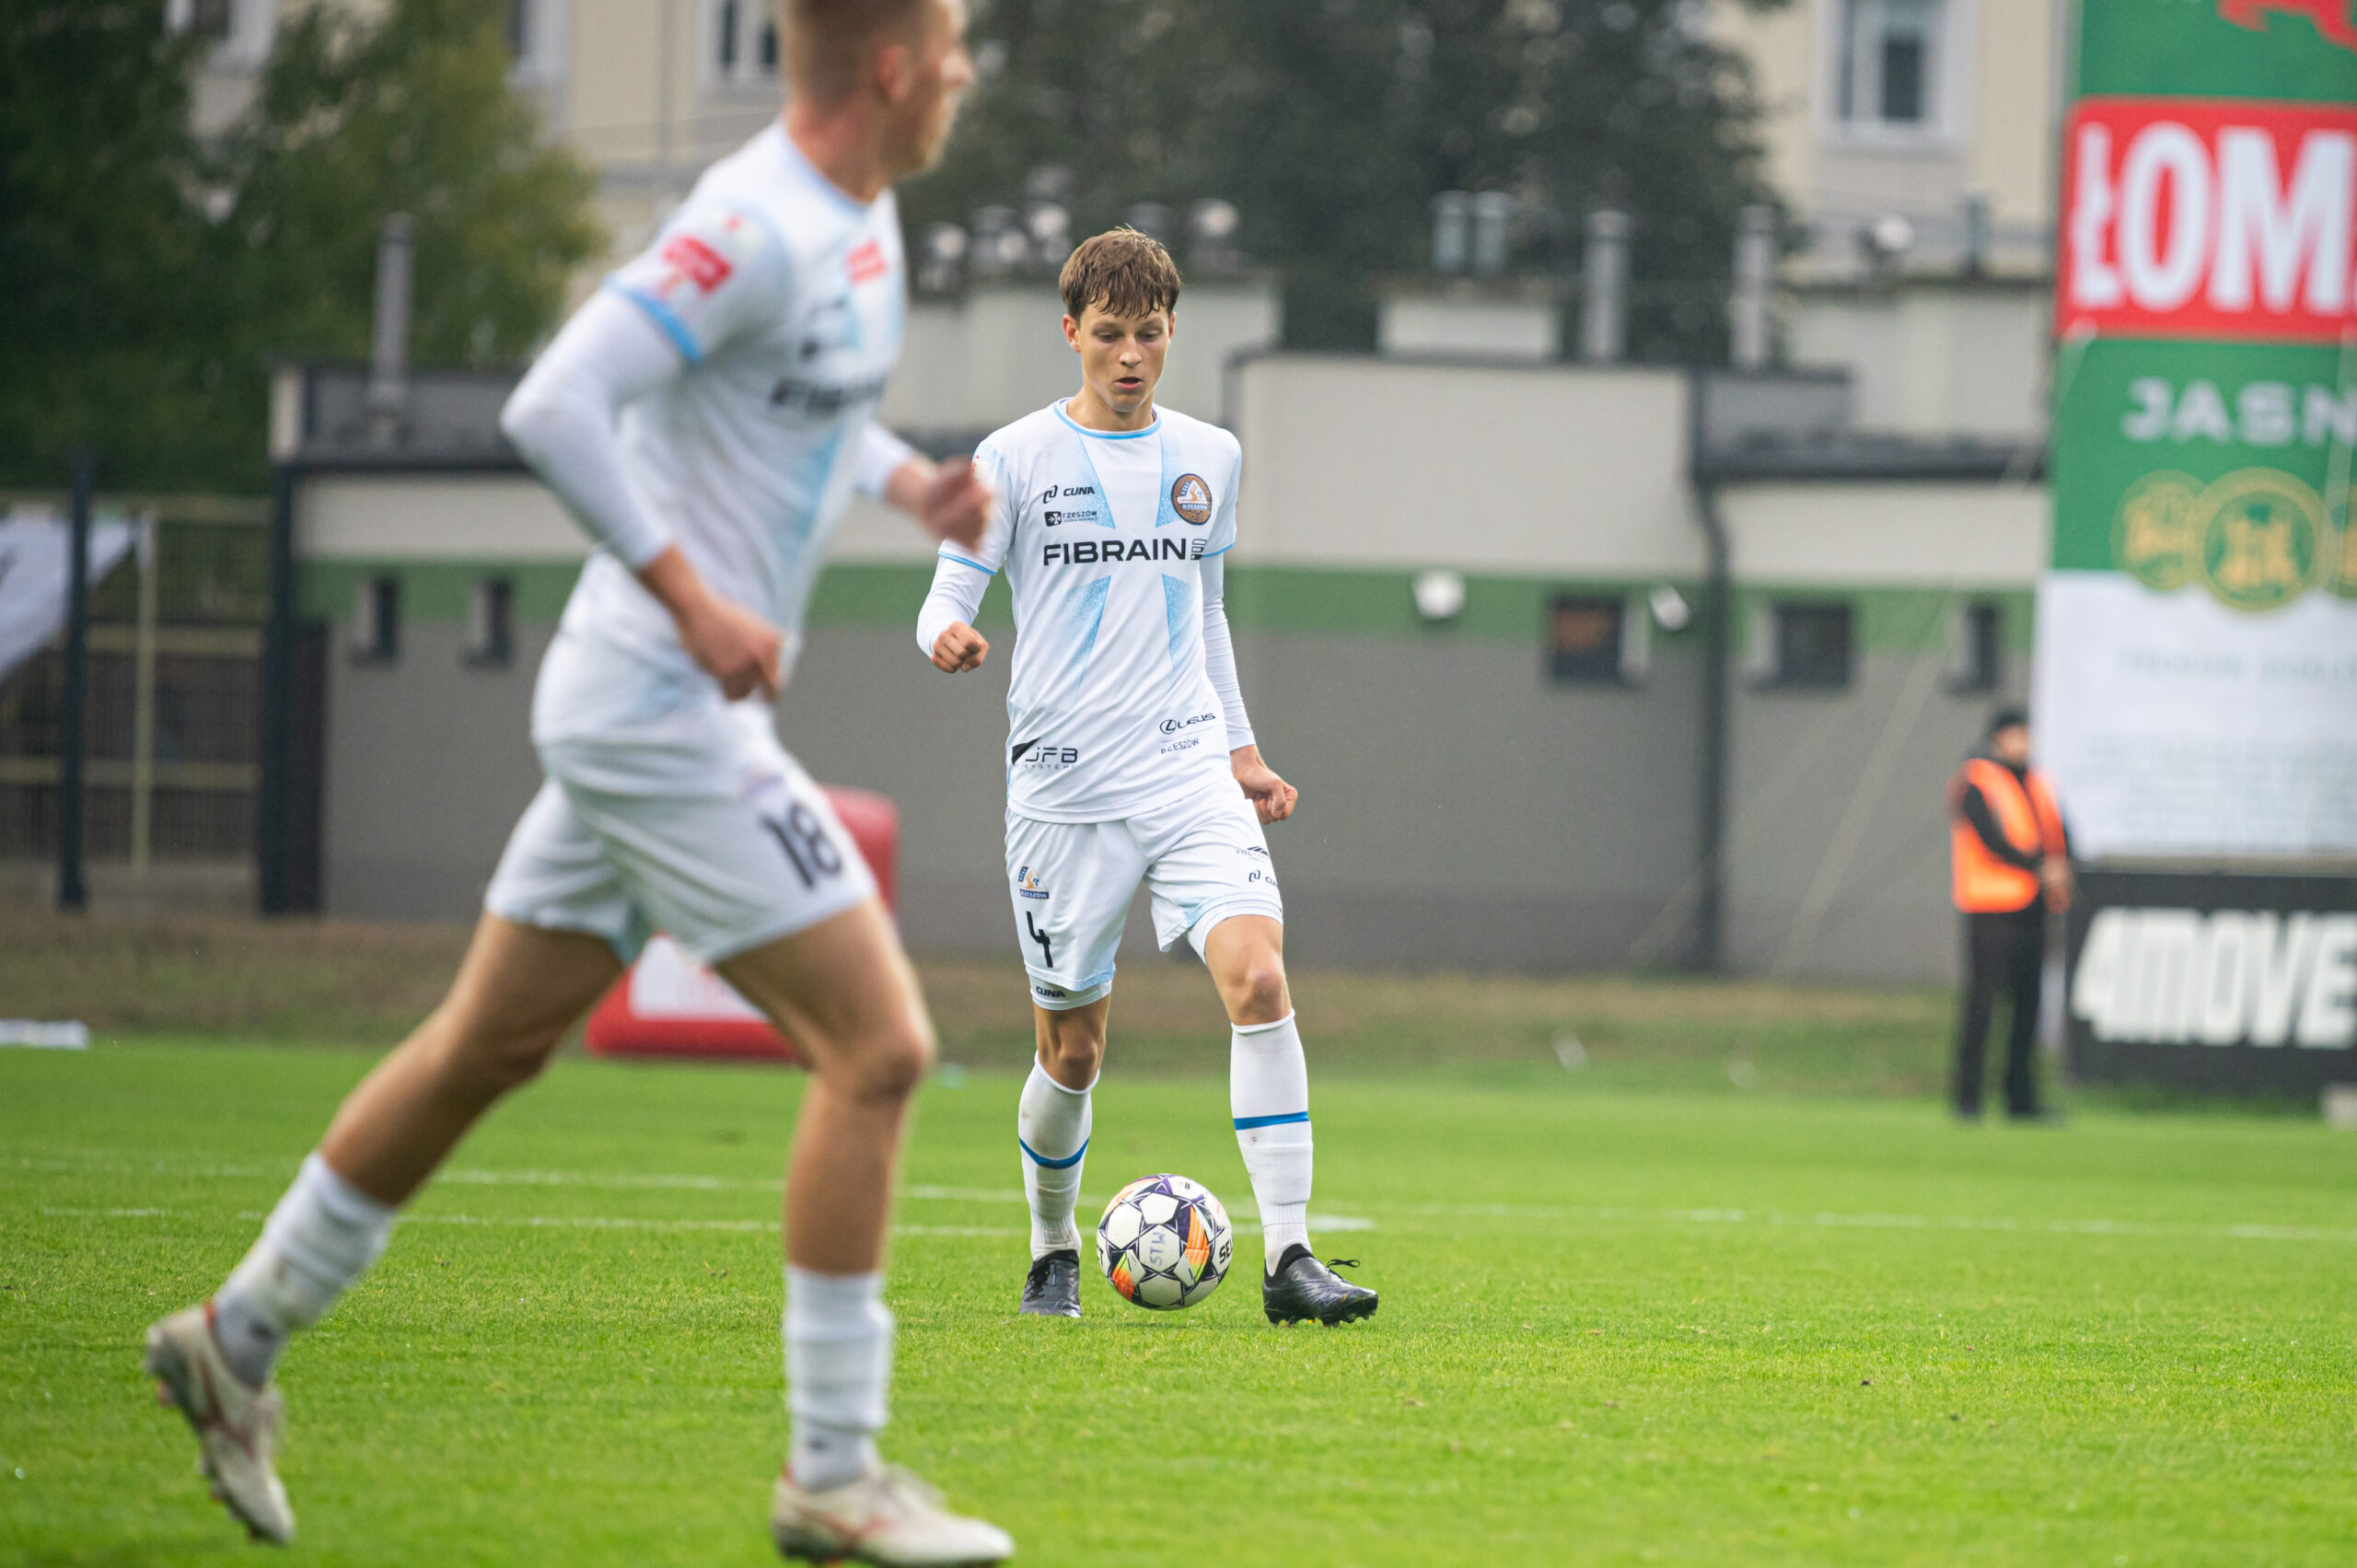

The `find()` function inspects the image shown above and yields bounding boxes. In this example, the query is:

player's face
[1067,304,1172,419]
[882,0,977,176]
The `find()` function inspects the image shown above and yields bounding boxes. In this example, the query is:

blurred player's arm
[1202,552,1295,825]
[500,289,783,700]
[859,425,992,552]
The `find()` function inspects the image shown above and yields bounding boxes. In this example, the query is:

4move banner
[2035,0,2357,862]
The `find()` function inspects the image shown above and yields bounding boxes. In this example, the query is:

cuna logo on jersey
[2072,907,2357,1048]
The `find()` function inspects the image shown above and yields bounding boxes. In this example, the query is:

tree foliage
[0,0,600,494]
[218,0,600,379]
[0,3,221,489]
[904,0,1787,357]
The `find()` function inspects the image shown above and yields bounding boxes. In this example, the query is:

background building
[12,0,2068,983]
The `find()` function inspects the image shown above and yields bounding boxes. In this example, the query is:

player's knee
[1042,1029,1104,1084]
[843,1015,935,1104]
[1230,959,1289,1025]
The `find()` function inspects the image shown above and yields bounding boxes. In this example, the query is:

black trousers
[1954,909,2045,1117]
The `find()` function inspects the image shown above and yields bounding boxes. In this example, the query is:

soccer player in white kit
[139,5,1013,1562]
[917,231,1378,1328]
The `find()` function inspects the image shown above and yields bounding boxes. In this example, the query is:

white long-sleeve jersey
[917,401,1257,822]
[501,122,912,714]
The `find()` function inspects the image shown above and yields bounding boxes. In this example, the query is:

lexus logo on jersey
[1170,473,1213,524]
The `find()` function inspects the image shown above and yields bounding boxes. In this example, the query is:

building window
[1948,600,2001,692]
[1759,601,1852,690]
[465,578,515,668]
[1835,0,1943,130]
[187,0,234,40]
[507,0,531,57]
[713,0,780,81]
[1547,595,1631,685]
[351,575,400,664]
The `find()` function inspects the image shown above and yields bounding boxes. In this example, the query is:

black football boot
[1020,1249,1082,1318]
[1261,1245,1378,1325]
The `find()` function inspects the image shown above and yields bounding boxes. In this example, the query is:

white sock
[1231,1013,1313,1272]
[784,1265,890,1493]
[211,1152,395,1388]
[1017,1061,1093,1259]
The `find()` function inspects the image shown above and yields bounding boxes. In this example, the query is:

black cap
[1988,706,2029,737]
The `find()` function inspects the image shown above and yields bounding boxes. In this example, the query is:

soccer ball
[1096,1174,1234,1310]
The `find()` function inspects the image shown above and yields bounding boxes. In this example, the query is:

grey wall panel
[321,623,551,920]
[313,616,2008,982]
[1229,633,1705,969]
[775,624,1708,971]
[1720,652,2026,982]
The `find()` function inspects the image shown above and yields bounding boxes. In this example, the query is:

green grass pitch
[4,1042,2353,1566]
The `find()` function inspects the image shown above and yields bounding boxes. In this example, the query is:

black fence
[0,505,269,869]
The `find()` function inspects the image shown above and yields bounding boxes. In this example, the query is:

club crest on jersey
[1015,865,1050,900]
[1170,473,1213,525]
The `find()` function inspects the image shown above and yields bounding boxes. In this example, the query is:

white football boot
[771,1464,1014,1566]
[142,1304,296,1544]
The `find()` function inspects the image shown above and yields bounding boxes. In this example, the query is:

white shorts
[484,638,875,965]
[1005,778,1283,1010]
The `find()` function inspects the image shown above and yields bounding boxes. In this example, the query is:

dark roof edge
[1699,442,2045,484]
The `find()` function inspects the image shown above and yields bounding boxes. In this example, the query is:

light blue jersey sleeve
[1202,436,1244,558]
[915,441,1015,659]
[603,201,792,366]
[1199,436,1253,748]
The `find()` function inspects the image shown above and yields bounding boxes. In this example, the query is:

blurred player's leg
[145,915,621,1542]
[717,900,1013,1567]
[1016,1000,1105,1316]
[1203,915,1376,1327]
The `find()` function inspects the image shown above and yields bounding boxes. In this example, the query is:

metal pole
[1729,204,1777,371]
[56,449,93,912]
[1686,375,1729,974]
[367,214,413,449]
[1579,209,1631,365]
[130,512,159,877]
[256,463,296,914]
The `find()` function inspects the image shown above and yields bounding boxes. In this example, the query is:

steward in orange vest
[1945,709,2072,1121]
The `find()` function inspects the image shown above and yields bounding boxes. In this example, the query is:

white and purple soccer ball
[1095,1174,1234,1310]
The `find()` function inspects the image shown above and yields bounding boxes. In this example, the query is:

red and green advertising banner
[2036,1,2357,860]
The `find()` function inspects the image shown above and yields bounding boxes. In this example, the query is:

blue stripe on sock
[1019,1135,1089,1169]
[1233,1111,1310,1131]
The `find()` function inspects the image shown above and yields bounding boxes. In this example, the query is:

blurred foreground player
[1947,707,2073,1122]
[917,230,1376,1327]
[142,5,1015,1562]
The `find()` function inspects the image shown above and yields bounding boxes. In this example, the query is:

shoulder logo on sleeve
[1170,473,1213,525]
[846,239,888,285]
[659,234,733,293]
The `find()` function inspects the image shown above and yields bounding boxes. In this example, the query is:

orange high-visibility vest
[1949,759,2065,912]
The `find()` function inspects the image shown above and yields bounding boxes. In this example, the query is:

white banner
[2032,570,2357,859]
[0,511,135,687]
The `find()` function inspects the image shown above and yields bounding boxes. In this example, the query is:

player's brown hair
[1059,228,1184,323]
[785,0,933,104]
